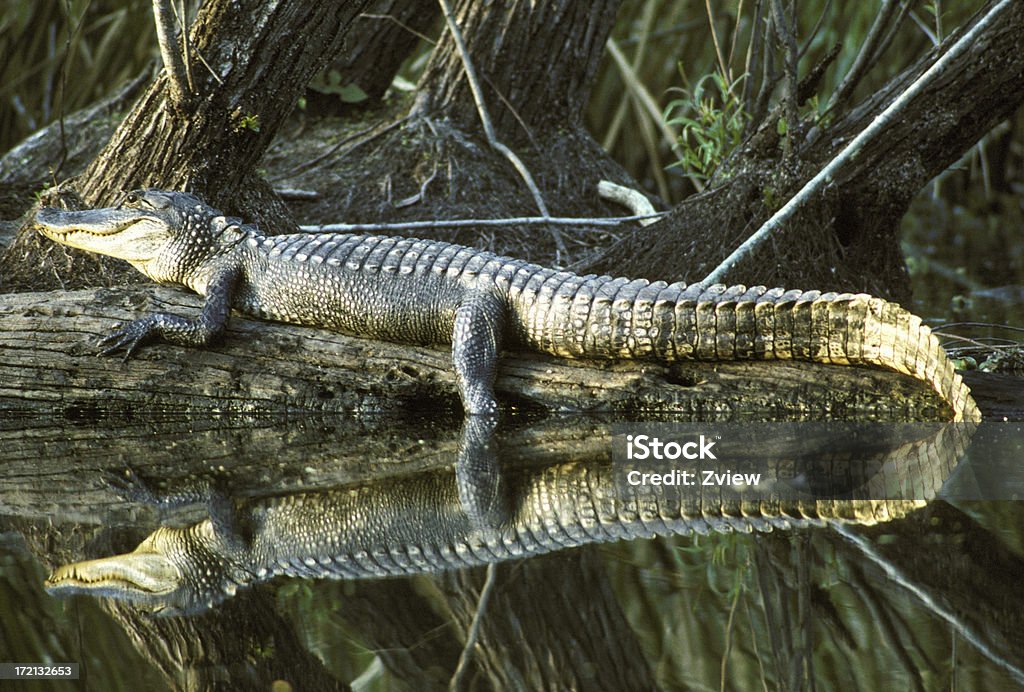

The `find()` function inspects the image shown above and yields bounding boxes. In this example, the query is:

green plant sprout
[663,71,749,183]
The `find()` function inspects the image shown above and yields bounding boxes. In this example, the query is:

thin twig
[742,0,767,123]
[54,0,73,181]
[189,42,224,86]
[300,212,666,234]
[728,0,746,72]
[869,0,915,65]
[752,2,779,124]
[361,12,438,45]
[606,39,684,164]
[798,0,833,60]
[449,563,498,691]
[152,0,191,108]
[825,0,899,114]
[770,0,800,158]
[705,0,730,81]
[932,322,1024,335]
[702,0,1017,286]
[606,37,685,197]
[601,0,657,153]
[909,9,940,46]
[174,0,193,91]
[938,333,1019,353]
[436,1,552,211]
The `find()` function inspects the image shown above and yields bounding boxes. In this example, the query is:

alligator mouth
[34,207,157,238]
[45,552,180,598]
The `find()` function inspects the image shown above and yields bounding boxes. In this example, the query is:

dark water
[2,412,1023,691]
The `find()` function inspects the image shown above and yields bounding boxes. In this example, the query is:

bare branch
[825,0,899,114]
[770,0,800,158]
[702,0,1018,286]
[597,180,658,225]
[152,0,191,109]
[300,211,666,234]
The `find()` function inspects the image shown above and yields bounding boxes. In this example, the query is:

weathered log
[0,285,957,420]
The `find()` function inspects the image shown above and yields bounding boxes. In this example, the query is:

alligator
[33,189,981,421]
[44,419,969,615]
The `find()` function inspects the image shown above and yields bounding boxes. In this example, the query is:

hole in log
[663,366,702,387]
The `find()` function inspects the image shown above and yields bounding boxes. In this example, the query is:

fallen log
[0,285,960,420]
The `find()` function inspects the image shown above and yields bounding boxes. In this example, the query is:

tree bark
[75,0,370,230]
[322,1,438,105]
[588,0,1024,303]
[416,0,623,142]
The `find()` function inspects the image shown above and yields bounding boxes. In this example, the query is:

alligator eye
[125,192,139,205]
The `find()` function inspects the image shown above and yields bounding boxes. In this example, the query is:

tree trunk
[588,0,1024,303]
[76,0,370,230]
[416,0,623,142]
[323,1,438,105]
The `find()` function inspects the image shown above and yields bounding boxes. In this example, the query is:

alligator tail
[517,276,980,422]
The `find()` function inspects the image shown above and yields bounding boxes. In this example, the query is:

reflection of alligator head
[46,422,973,616]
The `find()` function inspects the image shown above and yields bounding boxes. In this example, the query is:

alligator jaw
[45,548,181,606]
[33,206,171,265]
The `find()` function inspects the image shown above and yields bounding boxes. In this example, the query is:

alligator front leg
[452,290,506,414]
[100,267,241,357]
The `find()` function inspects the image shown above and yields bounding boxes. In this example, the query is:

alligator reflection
[12,416,1024,688]
[45,418,972,617]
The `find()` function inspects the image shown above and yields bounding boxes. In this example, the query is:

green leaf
[337,84,368,104]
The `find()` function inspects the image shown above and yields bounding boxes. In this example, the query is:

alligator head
[45,523,248,617]
[33,190,246,285]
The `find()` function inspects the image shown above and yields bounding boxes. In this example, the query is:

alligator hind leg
[456,414,510,532]
[452,290,506,414]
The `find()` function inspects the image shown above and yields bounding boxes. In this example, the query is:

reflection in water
[43,420,969,616]
[4,415,1024,689]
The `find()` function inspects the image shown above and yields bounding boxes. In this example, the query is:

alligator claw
[103,466,218,512]
[98,317,157,359]
[102,466,162,504]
